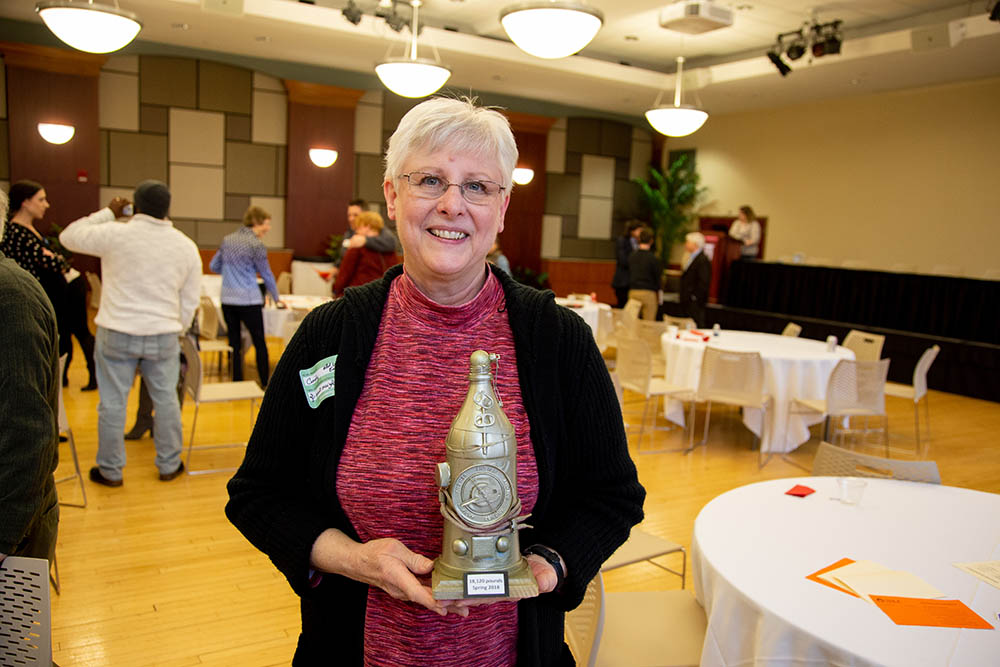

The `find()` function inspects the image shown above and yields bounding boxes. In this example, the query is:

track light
[811,20,843,57]
[784,30,806,60]
[386,9,407,32]
[342,0,362,26]
[767,49,791,76]
[991,2,1000,22]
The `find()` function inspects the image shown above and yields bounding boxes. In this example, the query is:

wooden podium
[699,216,767,304]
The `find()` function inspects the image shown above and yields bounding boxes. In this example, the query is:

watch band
[524,544,564,591]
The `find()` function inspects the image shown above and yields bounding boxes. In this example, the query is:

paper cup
[838,477,867,505]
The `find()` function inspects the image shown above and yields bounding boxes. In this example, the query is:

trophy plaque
[431,350,538,600]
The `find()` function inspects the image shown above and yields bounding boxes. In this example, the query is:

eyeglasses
[400,172,506,205]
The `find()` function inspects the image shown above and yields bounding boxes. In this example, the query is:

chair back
[622,299,642,335]
[199,296,225,339]
[276,271,292,294]
[180,335,203,402]
[697,347,765,405]
[812,442,941,483]
[596,306,615,353]
[662,315,695,330]
[1,557,52,663]
[565,573,605,667]
[911,345,940,402]
[637,320,668,370]
[57,354,70,432]
[85,271,102,309]
[615,333,653,397]
[843,329,885,362]
[825,359,890,416]
[781,322,802,337]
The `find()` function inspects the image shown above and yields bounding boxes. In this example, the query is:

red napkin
[785,484,815,497]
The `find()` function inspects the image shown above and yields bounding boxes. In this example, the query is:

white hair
[686,231,705,249]
[384,96,518,188]
[0,189,7,241]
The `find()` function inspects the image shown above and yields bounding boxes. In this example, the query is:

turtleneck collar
[392,266,506,329]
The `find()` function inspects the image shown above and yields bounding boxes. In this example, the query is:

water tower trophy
[432,350,538,600]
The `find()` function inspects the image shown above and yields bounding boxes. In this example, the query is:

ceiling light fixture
[784,30,806,60]
[36,0,142,54]
[309,148,338,168]
[810,20,843,57]
[342,0,363,26]
[644,56,708,138]
[375,0,451,98]
[499,1,603,59]
[512,167,534,185]
[38,122,76,145]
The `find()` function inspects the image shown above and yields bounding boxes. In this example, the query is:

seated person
[332,211,399,296]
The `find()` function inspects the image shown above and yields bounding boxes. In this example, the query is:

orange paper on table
[871,596,994,629]
[806,558,860,598]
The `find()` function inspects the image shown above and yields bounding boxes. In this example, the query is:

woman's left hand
[442,552,564,616]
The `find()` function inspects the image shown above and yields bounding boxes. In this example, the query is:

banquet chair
[788,358,891,455]
[55,355,86,509]
[565,572,706,667]
[781,322,802,337]
[616,333,691,453]
[602,527,686,588]
[180,335,264,475]
[843,329,885,362]
[692,348,773,463]
[596,306,616,360]
[276,270,292,294]
[85,270,102,309]
[637,320,668,376]
[812,442,941,483]
[622,299,642,325]
[0,556,52,664]
[884,345,940,455]
[198,295,234,376]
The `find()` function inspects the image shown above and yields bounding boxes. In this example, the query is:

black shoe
[81,378,98,391]
[89,466,123,487]
[59,435,68,443]
[62,375,69,388]
[159,462,185,481]
[124,423,153,440]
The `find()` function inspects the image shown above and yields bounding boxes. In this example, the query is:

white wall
[672,76,1000,277]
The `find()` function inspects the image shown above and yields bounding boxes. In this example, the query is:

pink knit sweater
[337,270,539,666]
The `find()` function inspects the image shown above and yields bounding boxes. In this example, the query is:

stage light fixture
[767,49,791,76]
[784,31,806,60]
[991,2,1000,22]
[811,20,843,57]
[386,9,407,32]
[342,0,362,25]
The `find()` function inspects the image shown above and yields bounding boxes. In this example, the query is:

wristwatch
[523,544,564,591]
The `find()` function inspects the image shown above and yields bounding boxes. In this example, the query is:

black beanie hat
[134,180,171,219]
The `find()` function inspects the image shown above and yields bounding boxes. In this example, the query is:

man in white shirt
[60,181,201,486]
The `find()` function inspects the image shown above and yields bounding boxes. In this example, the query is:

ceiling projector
[659,1,734,34]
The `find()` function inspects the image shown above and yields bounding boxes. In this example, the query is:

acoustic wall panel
[629,127,653,180]
[225,141,277,195]
[169,108,224,165]
[140,105,168,134]
[140,56,196,108]
[578,196,613,239]
[169,164,223,219]
[541,214,562,258]
[253,72,284,92]
[580,155,614,197]
[108,132,167,187]
[355,90,383,155]
[197,220,239,246]
[546,118,566,174]
[198,61,252,115]
[104,55,138,73]
[98,71,139,131]
[252,90,287,145]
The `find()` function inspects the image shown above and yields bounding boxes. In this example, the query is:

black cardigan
[226,265,645,665]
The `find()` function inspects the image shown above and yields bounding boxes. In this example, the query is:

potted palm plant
[632,153,706,265]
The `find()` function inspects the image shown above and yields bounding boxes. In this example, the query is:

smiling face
[22,189,50,221]
[384,146,510,304]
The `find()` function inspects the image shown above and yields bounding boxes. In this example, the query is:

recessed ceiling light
[172,22,189,30]
[255,35,271,42]
[735,4,753,10]
[625,34,638,41]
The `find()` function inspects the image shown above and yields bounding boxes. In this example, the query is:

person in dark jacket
[226,97,644,666]
[627,226,663,321]
[611,221,642,308]
[680,231,712,328]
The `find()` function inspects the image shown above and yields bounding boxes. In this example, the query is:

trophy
[432,350,538,600]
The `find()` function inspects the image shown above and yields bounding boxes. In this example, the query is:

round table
[554,298,611,340]
[661,330,854,453]
[693,477,1000,666]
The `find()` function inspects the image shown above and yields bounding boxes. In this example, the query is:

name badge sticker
[299,354,338,409]
[463,571,509,598]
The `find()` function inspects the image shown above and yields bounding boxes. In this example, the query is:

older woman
[1,180,96,389]
[729,204,761,258]
[226,97,644,666]
[331,210,398,296]
[209,205,283,387]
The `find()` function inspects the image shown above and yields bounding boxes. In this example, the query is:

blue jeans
[95,327,183,479]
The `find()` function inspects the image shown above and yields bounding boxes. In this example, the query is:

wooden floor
[50,336,1000,666]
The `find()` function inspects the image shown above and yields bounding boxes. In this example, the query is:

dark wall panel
[504,129,546,274]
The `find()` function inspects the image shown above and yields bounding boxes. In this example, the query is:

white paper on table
[834,570,945,604]
[815,560,887,590]
[953,561,1000,590]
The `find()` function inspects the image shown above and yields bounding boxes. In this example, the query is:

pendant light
[500,1,603,59]
[645,56,709,137]
[36,0,142,54]
[375,0,451,98]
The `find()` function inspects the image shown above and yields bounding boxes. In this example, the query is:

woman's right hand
[310,529,449,616]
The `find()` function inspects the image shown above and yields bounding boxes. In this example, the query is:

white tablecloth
[554,298,610,339]
[261,295,331,337]
[693,477,1000,666]
[661,330,854,453]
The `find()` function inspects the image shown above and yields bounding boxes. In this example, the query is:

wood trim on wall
[542,259,616,303]
[283,80,365,108]
[0,41,106,76]
[199,248,293,278]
